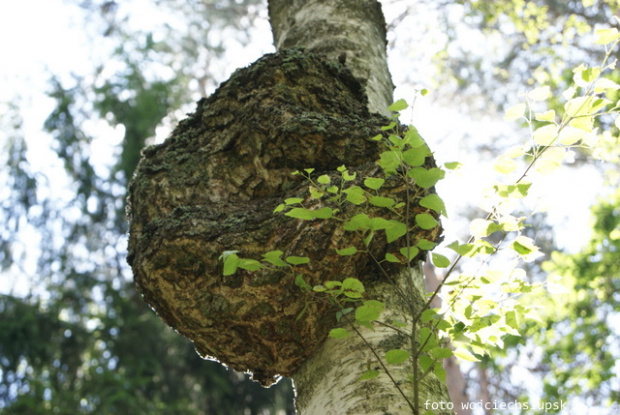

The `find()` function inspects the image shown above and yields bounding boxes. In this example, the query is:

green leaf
[532,124,559,146]
[262,250,288,267]
[409,167,445,188]
[505,310,519,330]
[342,170,357,181]
[444,161,461,170]
[430,347,453,359]
[317,174,331,185]
[355,300,384,322]
[558,126,587,145]
[295,274,312,290]
[285,208,315,220]
[286,256,310,265]
[329,328,350,339]
[273,204,285,213]
[494,156,517,175]
[380,121,397,131]
[415,213,438,230]
[568,116,594,132]
[385,253,401,263]
[434,366,447,382]
[388,99,408,112]
[343,186,366,205]
[344,213,370,231]
[470,219,499,237]
[417,239,437,250]
[362,231,374,247]
[237,258,262,271]
[385,220,407,243]
[369,217,391,230]
[369,196,395,208]
[418,355,434,372]
[436,318,452,331]
[311,207,333,219]
[595,27,620,44]
[447,241,474,256]
[504,103,526,121]
[454,348,480,362]
[336,246,358,256]
[494,183,532,199]
[223,253,240,276]
[284,197,304,205]
[528,86,550,101]
[385,349,410,365]
[309,187,324,198]
[399,246,419,261]
[403,127,426,148]
[512,236,541,262]
[421,309,437,322]
[403,147,428,167]
[594,77,620,93]
[431,253,450,268]
[324,281,342,290]
[419,194,446,216]
[363,177,385,190]
[378,150,401,174]
[388,134,403,147]
[336,307,354,321]
[535,110,555,122]
[419,327,435,350]
[359,370,380,381]
[342,278,365,298]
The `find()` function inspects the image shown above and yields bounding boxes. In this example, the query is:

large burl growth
[127,49,440,386]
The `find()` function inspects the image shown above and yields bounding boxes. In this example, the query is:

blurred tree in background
[0,0,618,413]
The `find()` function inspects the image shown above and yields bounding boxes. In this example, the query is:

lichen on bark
[127,49,440,386]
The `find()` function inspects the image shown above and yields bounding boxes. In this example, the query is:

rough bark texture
[127,49,440,387]
[127,1,454,412]
[269,0,394,115]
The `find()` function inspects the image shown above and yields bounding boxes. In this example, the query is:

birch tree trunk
[127,1,452,414]
[269,0,394,116]
[268,2,449,413]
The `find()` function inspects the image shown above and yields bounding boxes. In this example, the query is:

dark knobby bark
[127,49,440,386]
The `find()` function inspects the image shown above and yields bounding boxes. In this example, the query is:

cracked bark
[127,1,451,413]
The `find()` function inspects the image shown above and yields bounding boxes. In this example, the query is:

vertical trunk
[293,268,452,415]
[266,1,451,413]
[269,0,394,115]
[128,1,452,414]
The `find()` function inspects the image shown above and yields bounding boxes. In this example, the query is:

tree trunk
[293,268,450,415]
[269,0,394,116]
[127,1,451,413]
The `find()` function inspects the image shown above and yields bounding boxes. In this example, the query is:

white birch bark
[267,1,452,413]
[292,267,452,415]
[269,0,394,116]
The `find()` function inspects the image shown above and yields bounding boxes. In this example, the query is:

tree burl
[127,49,440,386]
